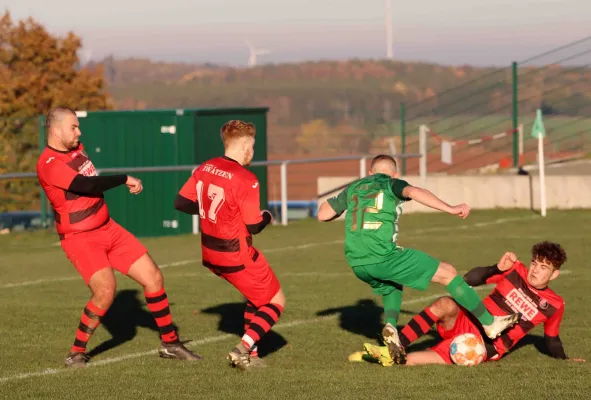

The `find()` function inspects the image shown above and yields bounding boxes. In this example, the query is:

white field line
[1,215,535,290]
[0,285,493,384]
[165,270,571,280]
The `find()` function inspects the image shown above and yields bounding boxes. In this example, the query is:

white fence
[0,151,426,230]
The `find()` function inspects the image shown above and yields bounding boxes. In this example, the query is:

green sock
[383,288,403,326]
[446,276,494,326]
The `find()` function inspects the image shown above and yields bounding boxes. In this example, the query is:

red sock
[241,303,283,350]
[400,307,437,348]
[145,288,178,343]
[244,301,257,331]
[71,300,107,353]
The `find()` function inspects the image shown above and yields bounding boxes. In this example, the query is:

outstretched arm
[544,306,585,362]
[68,174,129,195]
[317,188,347,222]
[464,252,517,286]
[402,186,470,218]
[317,201,343,221]
[463,264,501,286]
[544,335,568,360]
[41,157,132,195]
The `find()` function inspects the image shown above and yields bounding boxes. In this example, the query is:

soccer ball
[449,333,486,366]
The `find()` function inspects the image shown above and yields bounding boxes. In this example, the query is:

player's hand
[497,252,517,271]
[568,358,585,362]
[126,175,143,195]
[449,203,470,219]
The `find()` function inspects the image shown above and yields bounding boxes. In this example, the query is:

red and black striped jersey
[36,143,109,236]
[483,261,564,356]
[178,156,264,271]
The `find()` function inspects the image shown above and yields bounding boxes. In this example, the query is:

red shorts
[60,219,148,284]
[431,308,500,364]
[209,250,280,308]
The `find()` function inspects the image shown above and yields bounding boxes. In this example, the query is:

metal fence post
[518,123,524,157]
[359,157,367,178]
[419,124,428,188]
[280,162,288,226]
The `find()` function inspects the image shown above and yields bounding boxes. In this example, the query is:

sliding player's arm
[41,158,128,195]
[239,176,271,235]
[174,174,200,215]
[544,305,585,362]
[401,184,470,219]
[463,264,503,286]
[317,188,347,222]
[464,252,517,286]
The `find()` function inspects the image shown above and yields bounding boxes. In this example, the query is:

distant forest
[99,57,591,154]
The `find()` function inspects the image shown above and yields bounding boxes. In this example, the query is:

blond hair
[220,120,256,147]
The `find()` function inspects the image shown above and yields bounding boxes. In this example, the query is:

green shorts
[352,247,439,295]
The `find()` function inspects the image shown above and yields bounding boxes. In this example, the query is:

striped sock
[145,288,178,343]
[241,303,283,351]
[399,307,437,348]
[70,301,107,353]
[243,301,258,356]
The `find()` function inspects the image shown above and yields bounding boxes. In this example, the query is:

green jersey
[327,173,410,267]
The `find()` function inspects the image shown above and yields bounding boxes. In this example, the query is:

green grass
[1,209,590,399]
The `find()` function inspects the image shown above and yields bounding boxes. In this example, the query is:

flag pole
[532,109,547,217]
[538,133,547,217]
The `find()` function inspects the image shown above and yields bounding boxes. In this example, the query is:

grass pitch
[1,210,590,399]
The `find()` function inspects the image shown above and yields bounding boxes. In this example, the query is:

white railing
[1,149,427,230]
[270,154,424,226]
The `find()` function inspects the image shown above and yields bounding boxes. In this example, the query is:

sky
[4,0,590,67]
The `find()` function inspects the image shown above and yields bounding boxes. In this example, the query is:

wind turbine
[385,0,393,59]
[244,39,270,67]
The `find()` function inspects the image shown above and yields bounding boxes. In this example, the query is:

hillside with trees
[104,58,591,154]
[2,10,590,211]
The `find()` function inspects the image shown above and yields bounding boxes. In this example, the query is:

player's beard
[243,150,254,166]
[65,138,80,151]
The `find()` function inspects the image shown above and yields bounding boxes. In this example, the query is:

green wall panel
[77,110,195,237]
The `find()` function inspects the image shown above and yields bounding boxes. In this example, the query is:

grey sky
[5,0,589,66]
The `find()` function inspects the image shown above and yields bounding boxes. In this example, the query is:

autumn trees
[0,11,110,211]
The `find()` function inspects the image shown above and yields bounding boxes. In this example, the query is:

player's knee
[128,253,164,290]
[150,267,164,288]
[434,262,458,285]
[431,296,459,318]
[93,284,116,308]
